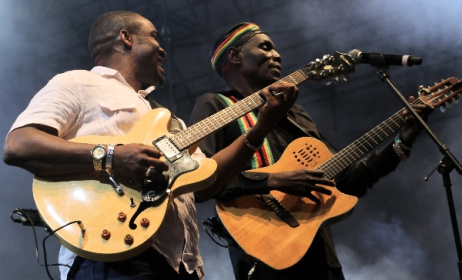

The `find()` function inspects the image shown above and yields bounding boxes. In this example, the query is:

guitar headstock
[302,51,356,83]
[418,77,462,112]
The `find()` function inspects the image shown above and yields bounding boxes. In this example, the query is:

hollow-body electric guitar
[32,52,356,262]
[216,77,462,270]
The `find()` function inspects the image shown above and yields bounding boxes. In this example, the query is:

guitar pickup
[153,136,182,162]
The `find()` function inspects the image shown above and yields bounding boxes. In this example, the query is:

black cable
[41,221,81,280]
[10,209,77,280]
[202,216,235,248]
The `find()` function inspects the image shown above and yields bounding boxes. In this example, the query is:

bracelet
[393,136,411,161]
[106,144,115,170]
[242,129,262,151]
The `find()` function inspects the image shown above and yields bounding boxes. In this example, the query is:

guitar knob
[118,212,127,222]
[101,229,111,240]
[124,234,134,245]
[140,218,150,228]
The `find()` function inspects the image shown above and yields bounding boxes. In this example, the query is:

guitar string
[170,70,308,150]
[319,89,449,179]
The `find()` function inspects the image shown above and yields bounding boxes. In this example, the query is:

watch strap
[92,144,107,171]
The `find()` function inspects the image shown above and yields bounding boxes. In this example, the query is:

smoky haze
[0,1,461,279]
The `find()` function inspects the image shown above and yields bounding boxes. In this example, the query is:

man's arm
[3,124,168,180]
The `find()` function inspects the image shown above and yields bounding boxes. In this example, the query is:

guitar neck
[319,99,422,179]
[170,69,309,150]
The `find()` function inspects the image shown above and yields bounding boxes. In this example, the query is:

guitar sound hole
[129,201,150,230]
[293,145,319,166]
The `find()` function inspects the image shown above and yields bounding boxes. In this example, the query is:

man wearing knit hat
[189,22,432,279]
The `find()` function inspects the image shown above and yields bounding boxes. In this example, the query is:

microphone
[348,49,422,67]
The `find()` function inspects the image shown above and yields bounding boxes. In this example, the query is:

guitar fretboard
[171,70,309,150]
[319,99,423,179]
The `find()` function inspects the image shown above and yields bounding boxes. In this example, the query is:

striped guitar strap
[217,94,274,168]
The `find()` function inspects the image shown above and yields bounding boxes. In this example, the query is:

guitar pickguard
[141,150,199,202]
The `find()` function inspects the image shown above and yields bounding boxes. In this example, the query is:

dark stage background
[1,1,461,279]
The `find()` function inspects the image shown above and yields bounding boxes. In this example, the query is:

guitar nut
[140,218,150,227]
[101,229,111,240]
[124,234,134,245]
[118,212,127,222]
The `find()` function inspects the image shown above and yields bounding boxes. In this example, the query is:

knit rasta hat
[210,22,263,75]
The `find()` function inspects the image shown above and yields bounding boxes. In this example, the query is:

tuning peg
[329,67,338,74]
[321,54,334,64]
[343,74,349,82]
[418,85,430,96]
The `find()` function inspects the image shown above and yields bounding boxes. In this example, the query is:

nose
[272,49,281,63]
[159,46,167,60]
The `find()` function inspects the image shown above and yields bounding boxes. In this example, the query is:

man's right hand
[110,143,169,181]
[241,82,299,149]
[257,82,299,131]
[267,170,335,203]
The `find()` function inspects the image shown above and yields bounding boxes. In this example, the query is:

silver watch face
[92,146,106,159]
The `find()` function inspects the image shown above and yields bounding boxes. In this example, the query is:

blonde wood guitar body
[216,137,358,270]
[33,108,217,262]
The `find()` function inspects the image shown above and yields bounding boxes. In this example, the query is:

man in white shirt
[3,10,303,280]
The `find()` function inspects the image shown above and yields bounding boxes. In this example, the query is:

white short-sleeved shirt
[9,66,204,279]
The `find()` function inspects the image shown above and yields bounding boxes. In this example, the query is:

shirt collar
[90,66,155,98]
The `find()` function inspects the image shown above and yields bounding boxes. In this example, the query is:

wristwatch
[91,144,107,171]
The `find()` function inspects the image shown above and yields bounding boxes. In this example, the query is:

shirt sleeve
[9,72,83,137]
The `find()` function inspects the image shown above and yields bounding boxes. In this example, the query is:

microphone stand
[376,67,462,279]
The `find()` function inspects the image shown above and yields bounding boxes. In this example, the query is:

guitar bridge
[258,194,299,228]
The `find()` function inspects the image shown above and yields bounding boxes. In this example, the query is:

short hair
[88,11,143,62]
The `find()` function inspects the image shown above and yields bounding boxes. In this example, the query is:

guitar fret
[214,110,230,127]
[322,77,462,179]
[285,74,298,85]
[171,92,266,150]
[320,107,408,179]
[198,118,214,137]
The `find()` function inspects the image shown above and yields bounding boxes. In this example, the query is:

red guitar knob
[124,234,134,245]
[140,218,150,227]
[118,212,127,222]
[101,229,111,240]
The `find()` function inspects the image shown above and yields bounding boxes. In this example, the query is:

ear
[227,47,241,65]
[120,29,132,50]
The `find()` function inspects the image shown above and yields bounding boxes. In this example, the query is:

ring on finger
[273,90,284,97]
[145,166,154,177]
